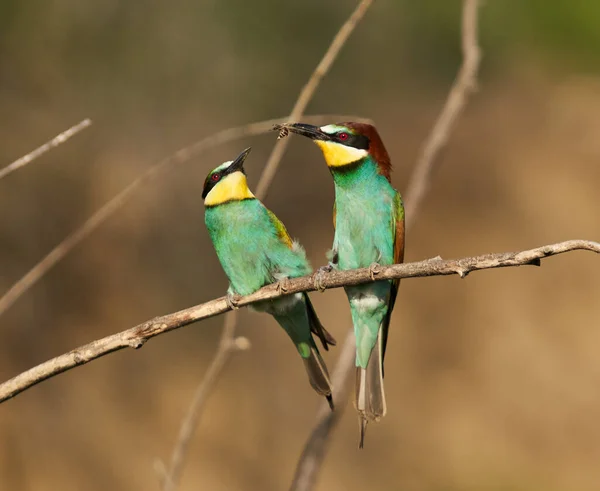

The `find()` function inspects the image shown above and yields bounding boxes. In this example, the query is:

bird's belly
[334,207,394,270]
[346,282,390,315]
[219,244,271,295]
[205,201,311,297]
[254,292,304,315]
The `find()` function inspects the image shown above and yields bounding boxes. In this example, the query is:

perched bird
[202,147,336,408]
[280,122,405,447]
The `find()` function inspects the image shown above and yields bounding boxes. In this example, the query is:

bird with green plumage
[202,147,336,408]
[280,122,405,447]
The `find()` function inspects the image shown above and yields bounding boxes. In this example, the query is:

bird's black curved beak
[227,147,252,174]
[279,123,332,141]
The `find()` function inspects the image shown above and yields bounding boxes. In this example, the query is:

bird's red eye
[211,173,220,182]
[338,132,349,141]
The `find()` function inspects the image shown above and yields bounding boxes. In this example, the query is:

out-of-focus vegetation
[1,2,600,490]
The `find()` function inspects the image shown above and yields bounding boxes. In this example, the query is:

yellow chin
[204,172,255,206]
[316,141,368,167]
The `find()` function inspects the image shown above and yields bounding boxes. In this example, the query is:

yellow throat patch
[316,140,368,167]
[204,172,255,206]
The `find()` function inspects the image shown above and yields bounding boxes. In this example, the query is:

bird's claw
[276,277,291,294]
[312,263,334,292]
[368,262,382,281]
[226,291,242,310]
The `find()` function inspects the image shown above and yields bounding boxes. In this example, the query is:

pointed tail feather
[305,294,337,350]
[302,345,334,410]
[359,417,368,449]
[355,330,386,448]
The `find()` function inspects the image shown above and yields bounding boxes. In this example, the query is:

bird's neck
[329,155,383,191]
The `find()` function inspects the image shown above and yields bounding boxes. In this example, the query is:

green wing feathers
[266,209,293,248]
[382,193,405,366]
[390,192,405,310]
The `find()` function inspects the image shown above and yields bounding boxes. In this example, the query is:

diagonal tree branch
[0,114,369,318]
[0,239,597,404]
[0,119,92,181]
[290,1,482,489]
[288,331,357,491]
[156,314,251,491]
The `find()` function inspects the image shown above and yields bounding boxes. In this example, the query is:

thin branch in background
[404,0,481,224]
[160,1,375,489]
[0,119,92,181]
[0,239,597,404]
[255,0,374,198]
[155,314,251,491]
[289,1,482,489]
[0,114,370,319]
[288,332,357,491]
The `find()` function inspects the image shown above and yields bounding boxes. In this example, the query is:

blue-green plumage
[281,121,405,447]
[202,151,335,406]
[206,201,316,357]
[331,158,397,369]
[205,200,309,296]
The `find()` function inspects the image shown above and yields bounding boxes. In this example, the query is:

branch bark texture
[1,240,597,404]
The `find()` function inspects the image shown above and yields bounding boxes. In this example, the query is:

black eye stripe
[202,172,221,198]
[337,132,369,150]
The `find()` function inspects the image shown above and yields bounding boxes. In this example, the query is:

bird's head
[282,122,391,179]
[202,147,254,206]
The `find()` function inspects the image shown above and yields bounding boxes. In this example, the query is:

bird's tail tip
[354,331,387,447]
[302,345,333,402]
[326,393,334,411]
[358,417,368,449]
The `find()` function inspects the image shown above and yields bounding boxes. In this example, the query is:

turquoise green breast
[331,157,399,368]
[204,199,311,296]
[331,157,397,271]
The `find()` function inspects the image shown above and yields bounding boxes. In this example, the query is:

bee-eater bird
[279,123,405,447]
[202,147,336,408]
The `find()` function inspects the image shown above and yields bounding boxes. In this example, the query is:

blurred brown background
[2,1,600,490]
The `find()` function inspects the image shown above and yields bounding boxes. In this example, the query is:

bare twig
[0,239,597,404]
[255,0,374,198]
[159,2,375,486]
[404,0,481,223]
[289,332,356,491]
[289,1,482,489]
[0,114,369,318]
[156,313,251,491]
[0,119,92,181]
